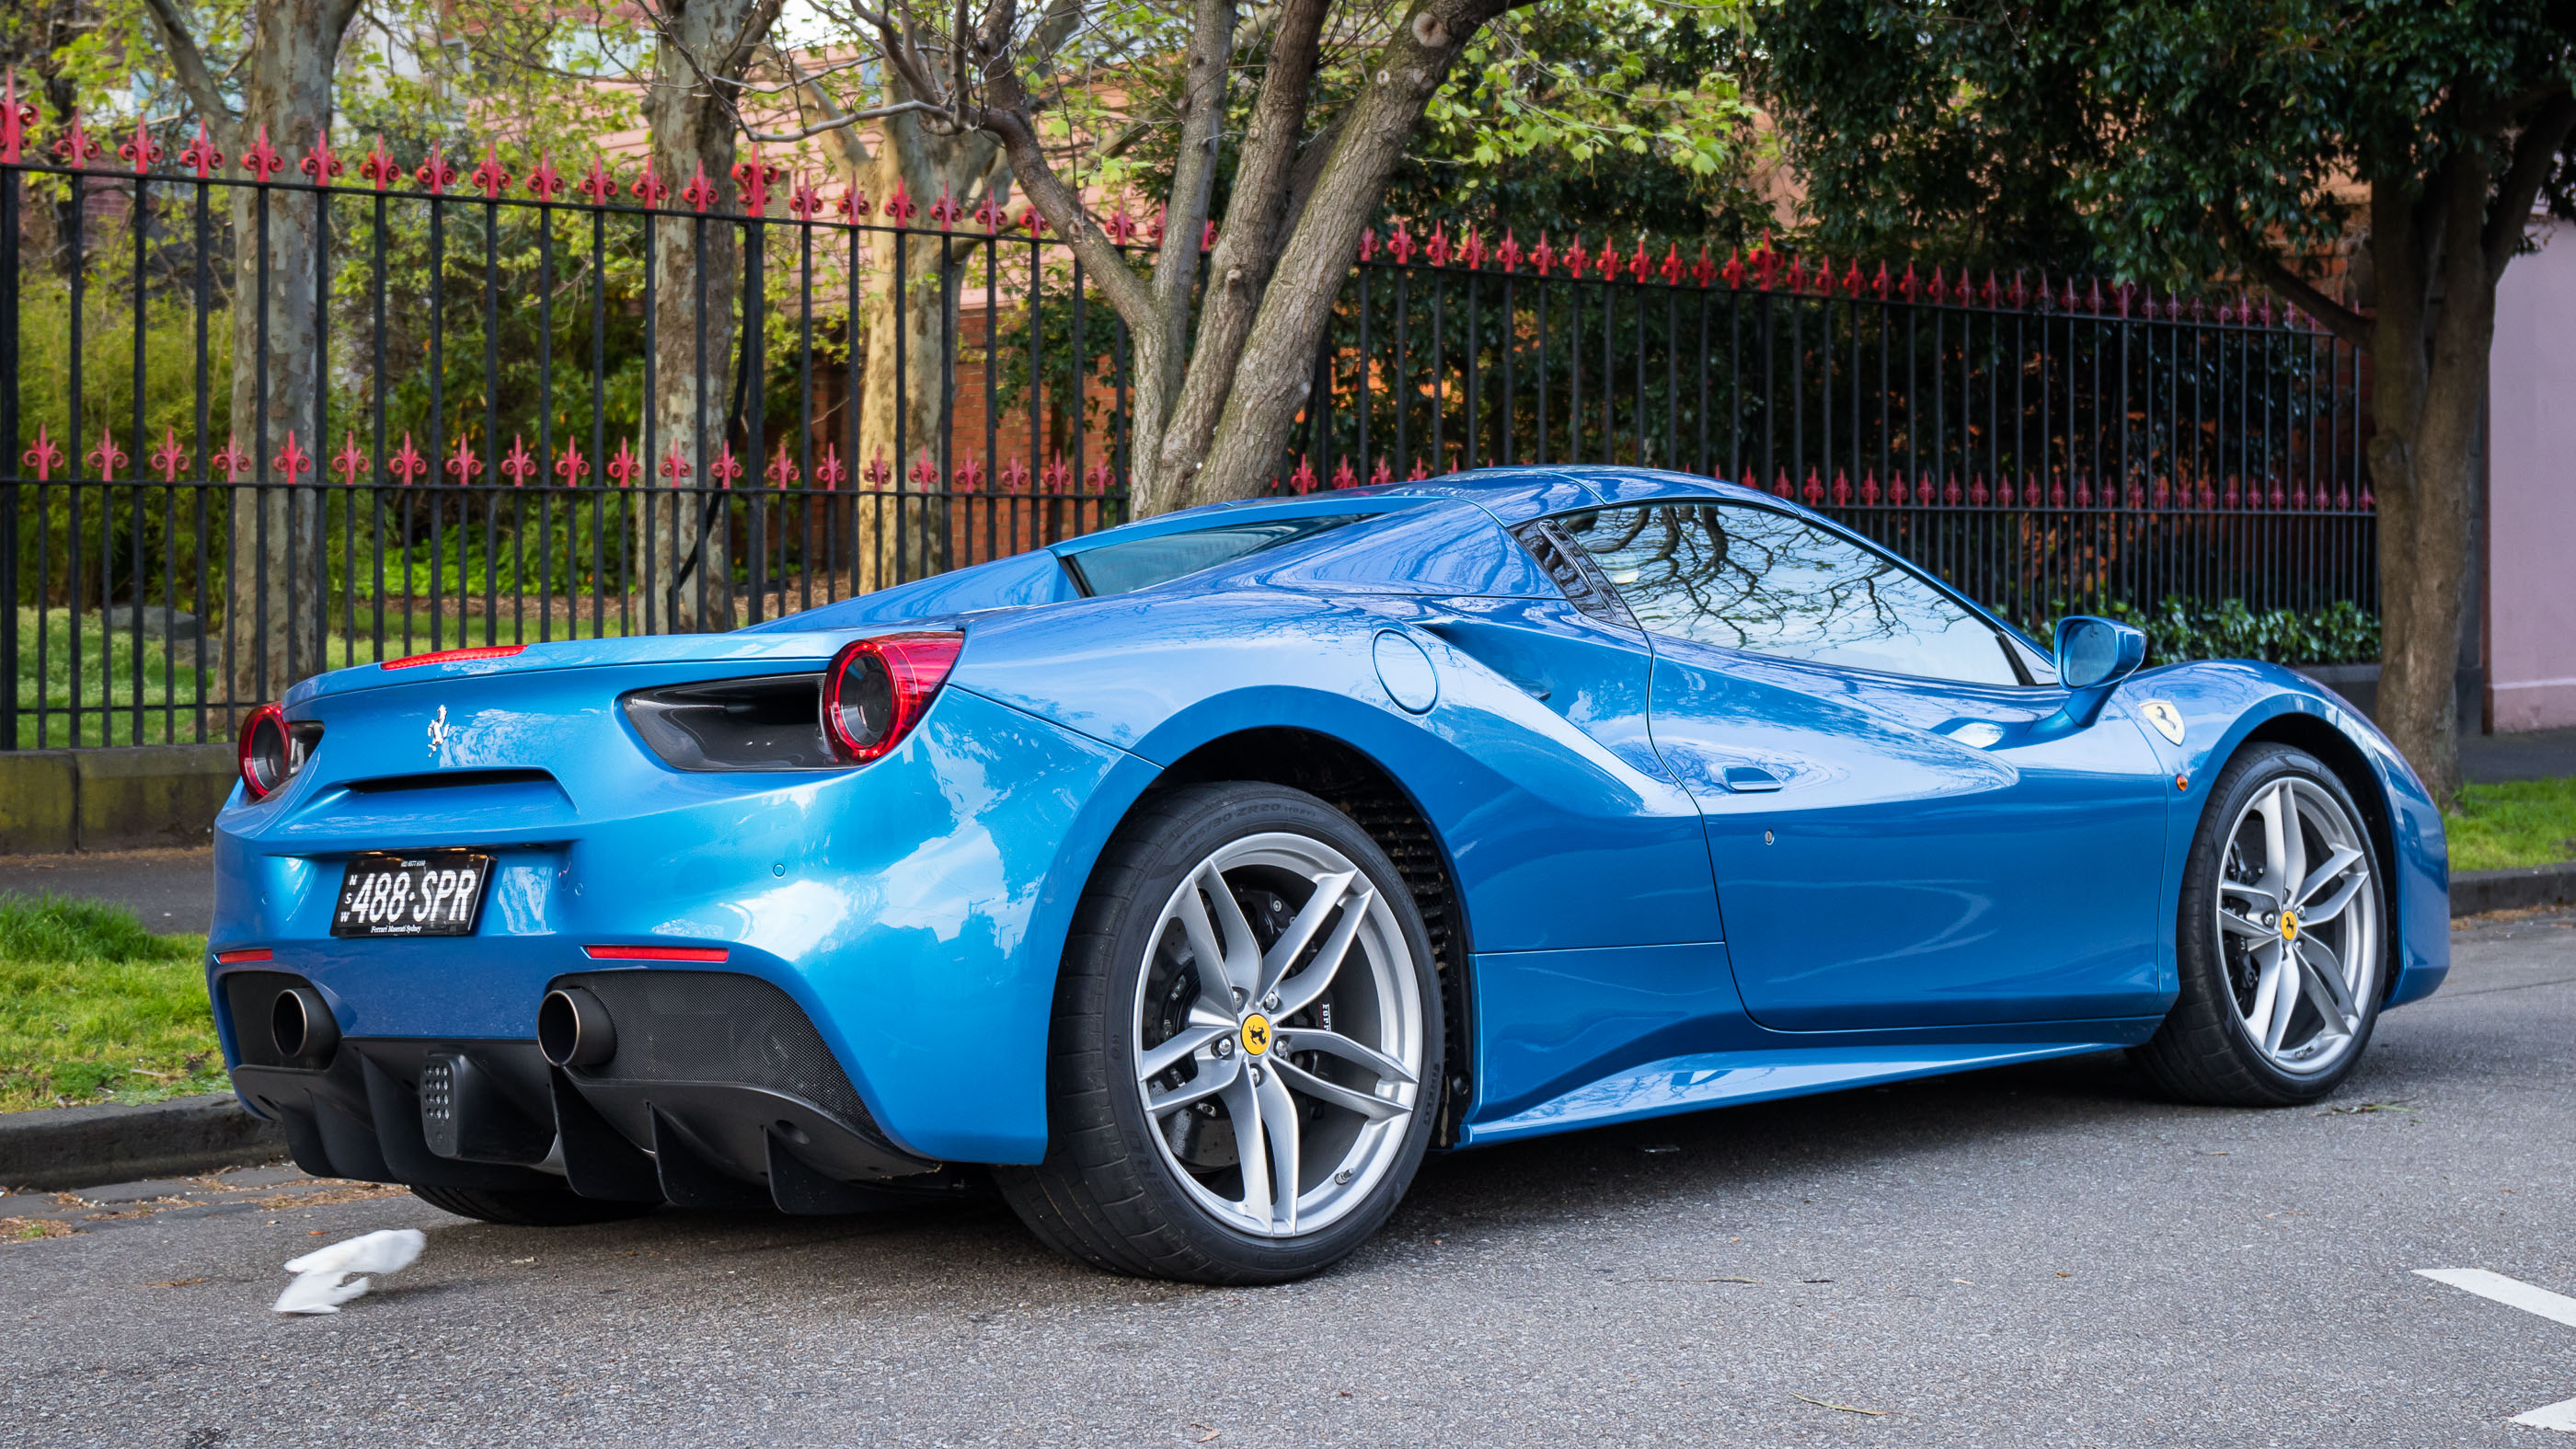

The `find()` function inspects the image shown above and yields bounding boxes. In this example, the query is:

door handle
[1720,765,1784,793]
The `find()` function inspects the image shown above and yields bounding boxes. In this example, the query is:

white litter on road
[273,1228,427,1315]
[2416,1268,2576,1432]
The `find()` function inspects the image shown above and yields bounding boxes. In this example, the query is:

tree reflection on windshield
[1558,503,2019,685]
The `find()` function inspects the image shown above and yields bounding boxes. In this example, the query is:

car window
[1062,514,1372,596]
[1553,502,2024,686]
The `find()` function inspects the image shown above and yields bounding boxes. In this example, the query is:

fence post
[1,158,19,752]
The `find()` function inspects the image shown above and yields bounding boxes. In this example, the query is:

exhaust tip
[270,986,339,1064]
[538,986,615,1068]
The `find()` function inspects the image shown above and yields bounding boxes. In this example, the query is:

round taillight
[237,704,318,800]
[821,633,963,764]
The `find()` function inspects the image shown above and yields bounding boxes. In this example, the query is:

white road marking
[2417,1269,2576,1432]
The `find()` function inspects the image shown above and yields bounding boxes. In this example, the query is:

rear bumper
[210,684,1148,1165]
[223,966,953,1210]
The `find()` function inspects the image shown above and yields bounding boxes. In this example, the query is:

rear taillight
[383,644,525,670]
[822,633,963,764]
[236,704,323,800]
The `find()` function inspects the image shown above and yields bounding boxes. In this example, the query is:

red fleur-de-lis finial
[1200,218,1214,250]
[1858,470,1882,505]
[388,433,427,484]
[659,441,692,481]
[928,188,960,229]
[499,434,536,486]
[178,121,222,178]
[1720,247,1744,289]
[730,147,777,214]
[908,448,938,487]
[470,145,511,198]
[973,194,1003,232]
[329,430,365,486]
[1330,456,1358,490]
[631,161,667,206]
[554,439,588,485]
[787,173,822,221]
[1801,469,1825,505]
[767,440,799,488]
[150,426,188,482]
[211,436,251,480]
[1148,204,1167,247]
[1357,228,1377,263]
[813,443,846,490]
[835,187,868,221]
[1370,456,1393,487]
[54,109,103,167]
[416,143,456,193]
[954,456,984,492]
[1833,470,1854,506]
[0,70,30,165]
[1495,231,1520,272]
[526,152,562,202]
[606,438,640,487]
[444,432,481,484]
[238,124,282,180]
[1388,221,1414,265]
[86,427,128,481]
[1427,222,1449,268]
[299,126,341,185]
[1693,246,1716,288]
[119,115,164,173]
[1289,454,1317,494]
[273,431,312,484]
[864,450,891,489]
[1530,233,1554,273]
[999,456,1029,493]
[1105,209,1137,245]
[681,163,719,212]
[1630,236,1651,282]
[1464,226,1487,270]
[360,134,398,189]
[1661,244,1683,286]
[1016,206,1046,235]
[708,441,742,488]
[885,179,917,224]
[22,423,63,479]
[1407,457,1429,481]
[1567,236,1593,278]
[576,155,616,205]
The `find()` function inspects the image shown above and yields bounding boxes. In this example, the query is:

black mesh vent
[220,970,310,1068]
[562,971,876,1133]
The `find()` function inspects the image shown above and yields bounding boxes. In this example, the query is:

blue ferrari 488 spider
[211,466,2446,1282]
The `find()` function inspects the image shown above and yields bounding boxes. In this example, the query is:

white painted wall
[2487,216,2576,733]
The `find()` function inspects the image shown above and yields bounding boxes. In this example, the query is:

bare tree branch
[2223,211,2371,348]
[743,96,947,142]
[134,0,239,133]
[2482,87,2576,275]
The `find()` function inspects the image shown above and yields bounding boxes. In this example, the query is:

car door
[1548,500,2172,1032]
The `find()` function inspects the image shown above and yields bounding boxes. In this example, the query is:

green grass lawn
[2446,777,2576,874]
[0,893,224,1112]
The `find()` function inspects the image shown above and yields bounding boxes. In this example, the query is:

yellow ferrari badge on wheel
[1240,1015,1272,1056]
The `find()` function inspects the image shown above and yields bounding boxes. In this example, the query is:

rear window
[1063,514,1372,596]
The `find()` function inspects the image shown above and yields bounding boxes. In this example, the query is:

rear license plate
[331,850,494,937]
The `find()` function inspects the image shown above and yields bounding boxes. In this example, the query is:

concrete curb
[0,1092,282,1192]
[2452,862,2576,918]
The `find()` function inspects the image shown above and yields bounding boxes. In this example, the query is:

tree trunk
[637,0,778,631]
[2363,167,2495,808]
[218,0,353,711]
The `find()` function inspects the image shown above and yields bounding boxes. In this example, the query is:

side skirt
[1456,1031,2158,1147]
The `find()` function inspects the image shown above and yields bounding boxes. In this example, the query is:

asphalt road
[6,909,2573,1449]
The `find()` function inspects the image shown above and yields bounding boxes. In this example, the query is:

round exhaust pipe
[270,986,339,1064]
[538,986,616,1068]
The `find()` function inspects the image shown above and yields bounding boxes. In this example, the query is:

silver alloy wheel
[1131,832,1425,1238]
[2215,777,2380,1075]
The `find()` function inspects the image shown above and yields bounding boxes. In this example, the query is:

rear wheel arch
[1135,728,1478,1145]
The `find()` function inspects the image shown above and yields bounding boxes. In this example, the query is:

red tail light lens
[822,633,963,764]
[237,704,323,800]
[383,644,526,670]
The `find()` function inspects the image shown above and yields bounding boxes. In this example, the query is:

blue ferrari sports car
[211,466,2446,1282]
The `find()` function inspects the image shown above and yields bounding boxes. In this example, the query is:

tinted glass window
[1064,514,1370,596]
[1556,502,2022,685]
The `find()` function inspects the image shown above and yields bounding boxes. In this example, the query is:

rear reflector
[582,944,729,962]
[214,948,273,964]
[383,644,527,671]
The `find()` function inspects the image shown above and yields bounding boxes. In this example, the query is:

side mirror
[2054,616,2146,691]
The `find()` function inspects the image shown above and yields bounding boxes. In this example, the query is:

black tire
[2133,742,2386,1107]
[995,782,1444,1285]
[409,1184,656,1226]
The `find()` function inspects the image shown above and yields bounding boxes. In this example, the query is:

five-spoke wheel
[2136,743,2386,1105]
[996,782,1443,1283]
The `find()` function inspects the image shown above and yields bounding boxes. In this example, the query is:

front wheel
[996,782,1443,1284]
[2133,743,2386,1106]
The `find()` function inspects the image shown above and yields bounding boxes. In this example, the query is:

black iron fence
[3,104,2374,750]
